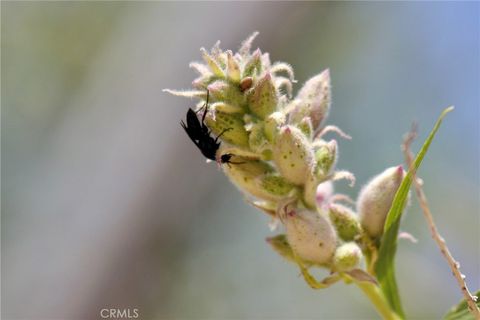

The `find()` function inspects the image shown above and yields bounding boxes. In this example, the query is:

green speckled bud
[283,209,337,266]
[200,47,225,78]
[248,122,270,153]
[207,80,244,105]
[297,117,313,140]
[329,204,361,241]
[303,173,323,209]
[243,48,262,77]
[247,73,278,119]
[259,174,295,198]
[223,159,273,199]
[226,51,241,83]
[264,111,286,142]
[357,166,406,238]
[333,242,363,272]
[224,160,294,201]
[314,140,337,177]
[273,126,314,185]
[288,69,331,132]
[204,110,249,147]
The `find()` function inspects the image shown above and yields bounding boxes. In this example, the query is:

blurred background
[2,2,479,319]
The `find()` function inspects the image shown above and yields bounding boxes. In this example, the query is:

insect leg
[200,90,210,125]
[215,127,233,142]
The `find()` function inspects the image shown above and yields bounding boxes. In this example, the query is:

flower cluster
[165,33,405,284]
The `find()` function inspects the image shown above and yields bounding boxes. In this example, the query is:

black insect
[180,91,240,165]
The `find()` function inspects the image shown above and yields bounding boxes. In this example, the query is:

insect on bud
[273,126,314,185]
[283,209,337,266]
[357,165,406,238]
[333,242,363,272]
[329,204,361,241]
[247,73,278,119]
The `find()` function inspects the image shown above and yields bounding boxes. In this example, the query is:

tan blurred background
[2,2,479,319]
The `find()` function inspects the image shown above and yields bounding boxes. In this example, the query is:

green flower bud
[224,159,294,201]
[273,126,314,185]
[247,73,278,119]
[303,173,324,209]
[283,209,337,266]
[333,242,363,272]
[226,51,241,83]
[204,110,249,147]
[248,121,270,153]
[207,80,244,106]
[297,117,313,140]
[259,174,296,198]
[200,47,225,78]
[357,166,405,238]
[287,69,331,132]
[329,204,361,241]
[223,159,273,198]
[314,139,337,177]
[243,48,262,77]
[264,111,286,142]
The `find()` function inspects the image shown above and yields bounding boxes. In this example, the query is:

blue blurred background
[2,2,479,319]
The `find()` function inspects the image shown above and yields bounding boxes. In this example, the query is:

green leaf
[444,290,480,320]
[374,107,454,318]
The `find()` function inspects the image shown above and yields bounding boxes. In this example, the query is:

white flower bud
[357,166,406,238]
[273,126,314,185]
[283,209,337,265]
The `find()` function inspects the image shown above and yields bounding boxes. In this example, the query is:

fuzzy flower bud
[204,110,249,147]
[264,111,286,143]
[333,242,363,272]
[247,73,278,119]
[314,139,338,177]
[357,166,406,238]
[224,159,294,202]
[273,126,314,185]
[315,181,334,210]
[283,209,337,265]
[328,204,361,241]
[247,121,270,154]
[287,69,331,132]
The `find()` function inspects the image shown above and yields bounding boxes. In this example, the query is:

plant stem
[356,281,402,320]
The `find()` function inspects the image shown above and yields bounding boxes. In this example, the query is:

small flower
[333,242,363,272]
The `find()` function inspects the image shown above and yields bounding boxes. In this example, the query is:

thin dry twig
[402,123,480,319]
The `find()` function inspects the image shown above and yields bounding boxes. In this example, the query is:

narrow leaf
[444,290,480,320]
[375,107,454,318]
